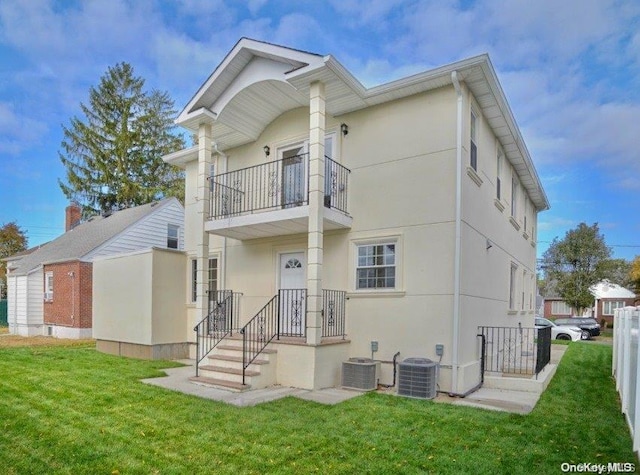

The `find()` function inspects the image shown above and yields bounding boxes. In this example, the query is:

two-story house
[95,38,548,395]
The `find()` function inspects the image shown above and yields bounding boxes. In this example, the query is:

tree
[0,222,28,299]
[541,223,611,314]
[58,62,185,216]
[630,256,640,295]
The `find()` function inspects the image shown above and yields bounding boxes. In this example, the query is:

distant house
[542,297,576,319]
[4,198,184,338]
[590,280,636,326]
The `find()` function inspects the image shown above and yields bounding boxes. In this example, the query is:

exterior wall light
[341,123,349,136]
[263,145,270,157]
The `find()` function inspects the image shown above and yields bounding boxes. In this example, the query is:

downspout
[451,71,463,394]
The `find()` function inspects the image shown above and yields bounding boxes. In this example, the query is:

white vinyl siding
[85,201,184,260]
[28,270,44,324]
[15,276,27,325]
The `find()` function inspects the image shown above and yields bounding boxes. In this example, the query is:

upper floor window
[470,110,478,171]
[524,198,528,232]
[496,148,503,200]
[511,175,519,218]
[44,271,54,301]
[167,224,179,249]
[356,243,396,289]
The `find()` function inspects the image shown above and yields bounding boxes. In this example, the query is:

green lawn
[0,342,635,474]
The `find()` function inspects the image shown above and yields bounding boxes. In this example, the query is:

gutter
[451,71,463,394]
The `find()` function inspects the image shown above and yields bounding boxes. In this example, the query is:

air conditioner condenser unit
[342,357,380,391]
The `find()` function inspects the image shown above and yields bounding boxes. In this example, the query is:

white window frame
[190,256,219,304]
[509,263,517,310]
[44,271,54,301]
[496,147,503,200]
[551,301,573,315]
[470,109,478,171]
[603,300,625,315]
[167,224,179,249]
[351,236,402,293]
[511,175,519,218]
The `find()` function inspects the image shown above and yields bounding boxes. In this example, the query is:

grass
[0,342,635,474]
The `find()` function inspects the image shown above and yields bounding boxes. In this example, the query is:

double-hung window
[167,224,179,249]
[511,175,518,218]
[496,149,503,200]
[44,271,54,301]
[470,110,478,171]
[356,243,396,289]
[603,300,625,315]
[509,263,517,310]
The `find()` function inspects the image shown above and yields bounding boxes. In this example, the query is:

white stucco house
[93,38,549,395]
[4,198,184,338]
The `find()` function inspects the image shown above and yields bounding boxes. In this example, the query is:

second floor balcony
[206,154,352,240]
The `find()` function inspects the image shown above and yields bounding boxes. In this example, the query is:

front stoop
[190,338,277,392]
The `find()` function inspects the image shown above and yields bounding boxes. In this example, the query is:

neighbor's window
[603,300,625,315]
[167,224,179,249]
[551,301,573,315]
[470,110,478,171]
[509,263,517,309]
[44,271,54,301]
[356,243,396,289]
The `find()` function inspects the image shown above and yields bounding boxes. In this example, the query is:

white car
[535,317,589,342]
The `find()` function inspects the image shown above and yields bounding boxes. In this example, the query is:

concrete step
[199,364,259,377]
[208,354,270,365]
[189,375,250,392]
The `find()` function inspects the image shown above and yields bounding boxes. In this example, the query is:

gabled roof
[174,38,549,211]
[589,280,636,299]
[9,198,179,276]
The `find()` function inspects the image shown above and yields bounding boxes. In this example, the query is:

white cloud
[0,102,48,155]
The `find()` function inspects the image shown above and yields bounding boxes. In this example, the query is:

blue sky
[0,0,639,262]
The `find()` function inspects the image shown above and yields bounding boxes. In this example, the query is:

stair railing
[194,290,236,377]
[240,293,280,385]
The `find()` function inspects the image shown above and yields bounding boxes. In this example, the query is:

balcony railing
[209,155,350,219]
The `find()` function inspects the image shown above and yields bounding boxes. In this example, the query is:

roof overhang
[173,38,549,211]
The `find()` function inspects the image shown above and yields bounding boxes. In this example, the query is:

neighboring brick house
[590,280,636,326]
[543,297,576,319]
[4,198,184,338]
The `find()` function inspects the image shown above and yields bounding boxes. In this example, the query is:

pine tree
[58,62,185,215]
[0,222,28,299]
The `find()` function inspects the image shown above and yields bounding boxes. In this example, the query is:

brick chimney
[65,203,81,231]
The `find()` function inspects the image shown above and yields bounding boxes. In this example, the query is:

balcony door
[279,144,307,208]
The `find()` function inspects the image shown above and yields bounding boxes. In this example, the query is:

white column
[196,122,213,323]
[306,81,325,345]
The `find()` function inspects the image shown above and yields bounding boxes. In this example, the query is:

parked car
[535,317,589,341]
[554,317,601,337]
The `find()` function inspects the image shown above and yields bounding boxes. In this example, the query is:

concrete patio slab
[142,344,568,412]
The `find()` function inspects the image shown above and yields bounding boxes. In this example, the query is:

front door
[279,252,306,336]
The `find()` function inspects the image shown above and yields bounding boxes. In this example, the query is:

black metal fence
[194,290,240,377]
[322,289,346,338]
[478,325,551,376]
[209,155,350,218]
